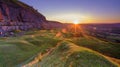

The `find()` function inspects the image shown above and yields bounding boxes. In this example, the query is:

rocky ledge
[0,0,65,37]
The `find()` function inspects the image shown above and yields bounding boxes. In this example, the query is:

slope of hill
[0,30,119,67]
[0,0,46,22]
[0,30,61,66]
[0,0,120,67]
[70,36,120,59]
[0,0,64,37]
[30,41,118,67]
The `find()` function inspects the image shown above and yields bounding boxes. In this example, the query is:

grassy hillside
[70,36,120,59]
[0,30,119,67]
[31,41,118,67]
[0,30,61,67]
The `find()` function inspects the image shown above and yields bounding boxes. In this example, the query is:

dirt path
[22,42,62,67]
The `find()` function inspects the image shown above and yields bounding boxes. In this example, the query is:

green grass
[31,41,117,67]
[65,51,116,67]
[0,30,61,67]
[0,30,119,67]
[69,36,120,59]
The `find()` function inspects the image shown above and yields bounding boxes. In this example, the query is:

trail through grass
[0,30,61,67]
[31,41,118,67]
[0,30,119,67]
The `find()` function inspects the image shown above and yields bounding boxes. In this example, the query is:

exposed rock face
[0,0,65,36]
[0,0,46,22]
[0,0,47,35]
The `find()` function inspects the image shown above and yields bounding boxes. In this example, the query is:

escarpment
[0,0,65,36]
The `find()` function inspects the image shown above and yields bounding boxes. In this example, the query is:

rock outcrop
[0,0,65,36]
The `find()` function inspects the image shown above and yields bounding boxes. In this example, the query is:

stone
[0,0,66,37]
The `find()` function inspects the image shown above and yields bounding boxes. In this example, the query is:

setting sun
[73,20,79,24]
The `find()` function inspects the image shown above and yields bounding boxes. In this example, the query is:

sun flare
[73,20,79,24]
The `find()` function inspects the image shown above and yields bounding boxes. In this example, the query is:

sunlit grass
[69,36,120,59]
[0,30,60,67]
[0,30,119,67]
[31,41,117,67]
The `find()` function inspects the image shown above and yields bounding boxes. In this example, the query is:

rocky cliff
[0,0,64,36]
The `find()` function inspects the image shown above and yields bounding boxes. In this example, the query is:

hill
[0,0,64,37]
[30,41,118,67]
[0,30,119,67]
[0,0,120,67]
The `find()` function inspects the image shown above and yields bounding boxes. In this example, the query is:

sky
[20,0,120,24]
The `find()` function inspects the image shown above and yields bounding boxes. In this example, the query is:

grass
[0,30,119,67]
[69,36,120,59]
[0,30,61,67]
[65,51,116,67]
[31,41,118,67]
